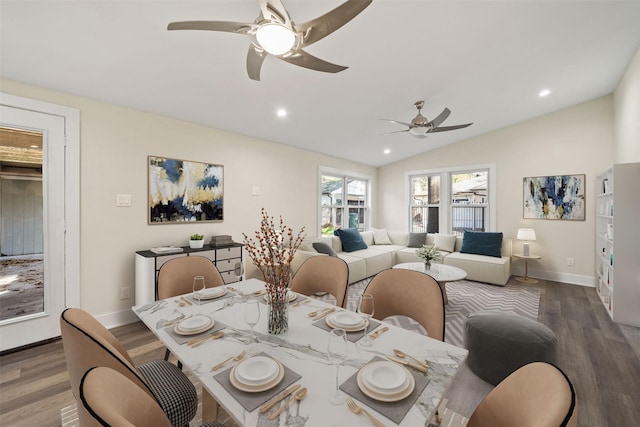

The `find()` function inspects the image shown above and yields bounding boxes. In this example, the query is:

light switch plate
[116,194,132,207]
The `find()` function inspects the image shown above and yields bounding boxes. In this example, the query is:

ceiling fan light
[409,126,429,136]
[256,23,295,55]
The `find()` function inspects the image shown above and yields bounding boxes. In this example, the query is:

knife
[311,307,336,320]
[259,384,301,413]
[386,355,429,373]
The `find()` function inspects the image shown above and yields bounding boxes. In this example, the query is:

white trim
[96,309,139,330]
[511,266,596,287]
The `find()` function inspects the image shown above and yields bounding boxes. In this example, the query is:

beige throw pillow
[372,228,392,245]
[433,234,457,253]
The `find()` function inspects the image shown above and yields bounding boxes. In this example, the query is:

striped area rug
[340,277,540,348]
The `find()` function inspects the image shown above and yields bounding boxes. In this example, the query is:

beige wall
[377,96,614,286]
[1,79,376,323]
[613,46,640,163]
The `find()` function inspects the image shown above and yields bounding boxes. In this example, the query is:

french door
[0,93,79,352]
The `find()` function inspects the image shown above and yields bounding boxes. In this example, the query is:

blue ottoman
[464,310,557,386]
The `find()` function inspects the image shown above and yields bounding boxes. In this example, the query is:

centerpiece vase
[267,289,289,334]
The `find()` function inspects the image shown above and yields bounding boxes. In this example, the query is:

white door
[0,94,79,351]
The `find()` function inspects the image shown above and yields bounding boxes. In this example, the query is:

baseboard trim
[95,308,139,329]
[511,267,596,287]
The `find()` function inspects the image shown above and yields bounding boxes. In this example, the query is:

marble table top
[393,262,468,283]
[133,278,468,427]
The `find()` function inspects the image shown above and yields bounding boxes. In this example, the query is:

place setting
[163,313,227,345]
[212,351,302,412]
[339,355,431,425]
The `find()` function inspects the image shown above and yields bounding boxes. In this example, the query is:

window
[408,165,494,236]
[320,171,369,236]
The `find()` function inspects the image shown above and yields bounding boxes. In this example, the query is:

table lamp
[517,228,536,256]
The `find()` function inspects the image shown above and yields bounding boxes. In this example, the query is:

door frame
[0,92,79,350]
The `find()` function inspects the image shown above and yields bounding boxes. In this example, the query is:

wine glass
[244,299,261,350]
[357,293,375,347]
[327,328,348,405]
[192,276,206,315]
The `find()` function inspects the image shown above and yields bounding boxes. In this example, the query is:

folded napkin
[312,316,381,343]
[339,356,430,424]
[163,319,227,345]
[213,352,302,412]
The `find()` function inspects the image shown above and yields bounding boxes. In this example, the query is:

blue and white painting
[148,156,223,223]
[523,174,585,220]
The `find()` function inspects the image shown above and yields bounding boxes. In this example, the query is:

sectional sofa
[290,230,512,286]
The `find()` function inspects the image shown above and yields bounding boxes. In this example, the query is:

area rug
[338,278,541,348]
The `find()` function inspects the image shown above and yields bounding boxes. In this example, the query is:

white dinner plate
[357,363,415,402]
[230,360,285,393]
[263,291,297,303]
[199,287,226,300]
[362,361,409,394]
[174,316,214,336]
[234,356,280,385]
[327,311,363,327]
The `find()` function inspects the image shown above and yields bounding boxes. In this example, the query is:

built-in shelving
[594,163,640,327]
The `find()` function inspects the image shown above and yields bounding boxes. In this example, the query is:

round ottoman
[464,310,557,386]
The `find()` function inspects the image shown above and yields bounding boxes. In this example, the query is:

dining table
[133,278,468,427]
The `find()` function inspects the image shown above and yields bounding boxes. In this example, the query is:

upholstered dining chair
[363,268,445,341]
[157,255,225,300]
[79,366,225,427]
[60,308,198,427]
[467,361,578,427]
[290,256,349,308]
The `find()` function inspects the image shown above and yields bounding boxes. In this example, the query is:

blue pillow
[334,228,368,252]
[460,231,503,258]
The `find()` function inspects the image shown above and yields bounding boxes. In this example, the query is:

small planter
[189,239,204,249]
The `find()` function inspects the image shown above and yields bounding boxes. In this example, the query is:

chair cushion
[407,232,427,248]
[334,228,368,252]
[312,242,338,257]
[372,228,392,245]
[460,231,503,258]
[138,360,198,427]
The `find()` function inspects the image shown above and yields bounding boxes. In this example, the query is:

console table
[135,243,243,305]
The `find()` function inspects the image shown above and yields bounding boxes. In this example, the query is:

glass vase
[424,260,431,270]
[267,293,289,334]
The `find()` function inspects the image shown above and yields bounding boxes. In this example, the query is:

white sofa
[291,230,512,286]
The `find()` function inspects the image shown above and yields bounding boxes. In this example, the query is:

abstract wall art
[523,174,585,220]
[148,156,223,224]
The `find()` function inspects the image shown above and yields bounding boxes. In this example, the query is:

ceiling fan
[167,0,372,81]
[382,101,473,138]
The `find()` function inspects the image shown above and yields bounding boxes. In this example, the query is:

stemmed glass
[244,299,261,351]
[192,276,206,316]
[357,293,375,347]
[327,328,348,405]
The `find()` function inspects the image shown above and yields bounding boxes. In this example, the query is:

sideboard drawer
[216,258,239,273]
[216,247,242,261]
[221,270,240,284]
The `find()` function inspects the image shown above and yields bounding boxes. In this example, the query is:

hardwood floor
[1,278,638,426]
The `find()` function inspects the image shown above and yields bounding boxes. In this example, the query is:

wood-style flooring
[1,278,639,426]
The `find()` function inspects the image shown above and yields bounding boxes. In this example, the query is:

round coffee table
[393,262,467,304]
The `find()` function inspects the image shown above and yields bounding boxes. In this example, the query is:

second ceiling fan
[382,101,473,138]
[167,0,372,81]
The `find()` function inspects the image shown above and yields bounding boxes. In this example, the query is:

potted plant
[416,243,443,270]
[189,234,205,249]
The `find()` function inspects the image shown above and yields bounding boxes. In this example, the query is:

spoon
[269,387,308,420]
[210,350,246,371]
[393,349,430,368]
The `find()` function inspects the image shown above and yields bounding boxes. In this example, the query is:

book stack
[210,235,234,247]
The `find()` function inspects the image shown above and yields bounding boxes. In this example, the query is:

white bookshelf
[594,163,640,327]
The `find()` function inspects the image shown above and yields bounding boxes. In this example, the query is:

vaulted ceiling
[2,1,639,167]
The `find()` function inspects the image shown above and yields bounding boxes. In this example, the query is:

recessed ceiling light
[539,89,551,97]
[276,109,287,117]
[383,148,391,154]
[30,145,39,148]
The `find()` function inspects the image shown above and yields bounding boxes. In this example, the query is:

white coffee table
[393,262,467,304]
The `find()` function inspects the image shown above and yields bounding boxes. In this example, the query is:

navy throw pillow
[312,242,338,257]
[334,228,368,252]
[460,231,503,258]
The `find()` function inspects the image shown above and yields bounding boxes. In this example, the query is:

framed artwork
[523,174,585,220]
[148,156,223,224]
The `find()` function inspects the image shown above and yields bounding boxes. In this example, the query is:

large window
[409,166,493,236]
[320,171,369,236]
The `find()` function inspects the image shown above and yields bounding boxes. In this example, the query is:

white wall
[613,46,640,163]
[1,79,376,325]
[377,96,614,286]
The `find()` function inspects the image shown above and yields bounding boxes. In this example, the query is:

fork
[346,398,385,427]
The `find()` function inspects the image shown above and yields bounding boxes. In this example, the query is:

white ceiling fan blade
[428,108,451,128]
[380,119,412,127]
[279,49,347,73]
[167,21,255,34]
[295,0,373,47]
[247,45,269,81]
[259,0,292,26]
[430,123,474,133]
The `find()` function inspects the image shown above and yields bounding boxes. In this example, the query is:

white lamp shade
[256,24,295,55]
[517,228,536,241]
